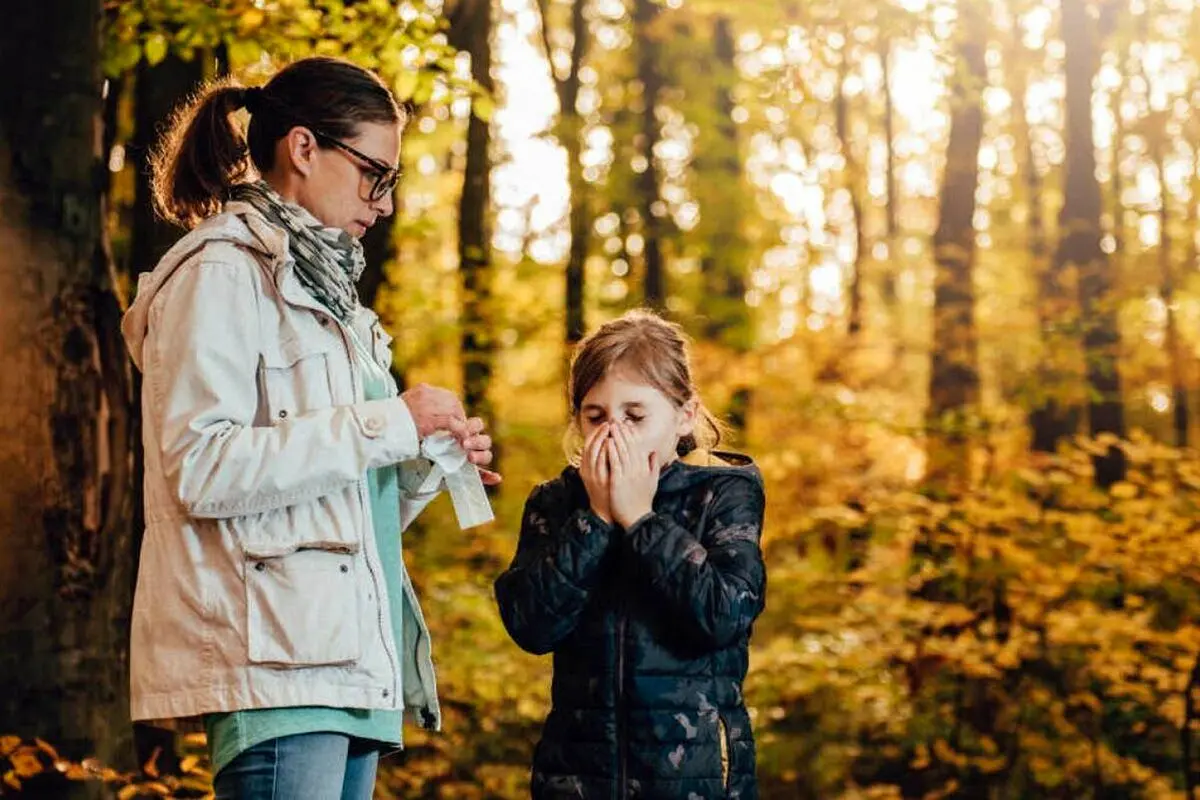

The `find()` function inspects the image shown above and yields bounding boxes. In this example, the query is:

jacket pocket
[259,335,335,423]
[717,713,730,793]
[244,547,361,667]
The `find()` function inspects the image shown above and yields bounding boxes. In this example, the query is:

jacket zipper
[616,605,628,800]
[334,313,400,705]
[717,713,730,794]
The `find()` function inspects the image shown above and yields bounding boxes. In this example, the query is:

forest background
[5,0,1200,797]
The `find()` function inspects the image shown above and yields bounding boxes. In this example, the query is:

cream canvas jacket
[121,203,441,731]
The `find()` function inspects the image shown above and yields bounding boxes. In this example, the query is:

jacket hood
[120,203,287,371]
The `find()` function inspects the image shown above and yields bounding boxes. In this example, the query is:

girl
[495,310,767,799]
[121,57,498,799]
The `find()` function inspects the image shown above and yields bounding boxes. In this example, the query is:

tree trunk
[536,0,589,345]
[836,30,865,339]
[359,208,395,314]
[565,0,589,344]
[1110,50,1126,259]
[1009,35,1045,261]
[881,35,898,306]
[0,0,138,790]
[699,15,750,348]
[451,0,496,440]
[1029,2,1091,455]
[1190,131,1200,274]
[1152,113,1188,447]
[926,0,986,491]
[634,0,665,310]
[1063,0,1126,485]
[882,37,897,245]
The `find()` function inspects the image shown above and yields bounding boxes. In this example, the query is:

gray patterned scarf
[230,180,366,324]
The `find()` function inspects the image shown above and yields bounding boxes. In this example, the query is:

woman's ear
[283,126,319,177]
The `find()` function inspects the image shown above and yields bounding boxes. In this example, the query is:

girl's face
[286,120,401,237]
[577,369,697,466]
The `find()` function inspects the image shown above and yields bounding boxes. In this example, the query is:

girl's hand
[607,420,660,529]
[579,422,613,524]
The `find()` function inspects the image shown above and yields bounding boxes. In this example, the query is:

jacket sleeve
[622,474,766,650]
[494,482,614,655]
[397,458,441,532]
[148,260,422,519]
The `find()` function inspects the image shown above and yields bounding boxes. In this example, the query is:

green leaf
[394,70,420,101]
[144,32,169,67]
[226,37,261,69]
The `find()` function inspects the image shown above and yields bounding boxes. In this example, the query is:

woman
[120,56,497,799]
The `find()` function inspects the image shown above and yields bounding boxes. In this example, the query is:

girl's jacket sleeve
[494,478,614,655]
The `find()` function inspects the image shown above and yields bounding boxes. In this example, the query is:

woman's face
[288,120,401,237]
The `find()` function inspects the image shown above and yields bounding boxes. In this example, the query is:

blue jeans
[212,733,381,800]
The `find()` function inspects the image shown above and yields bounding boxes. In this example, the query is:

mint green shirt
[206,330,407,775]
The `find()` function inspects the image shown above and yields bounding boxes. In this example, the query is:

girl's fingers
[612,422,633,470]
[584,423,607,473]
[598,439,611,482]
[606,439,622,477]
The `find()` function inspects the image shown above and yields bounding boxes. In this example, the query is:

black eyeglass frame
[311,130,402,202]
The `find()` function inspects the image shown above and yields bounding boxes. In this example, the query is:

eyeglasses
[312,130,402,202]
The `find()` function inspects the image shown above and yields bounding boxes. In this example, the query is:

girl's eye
[586,417,606,426]
[626,415,644,424]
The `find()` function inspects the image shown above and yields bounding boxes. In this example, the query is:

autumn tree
[926,0,987,490]
[0,0,139,792]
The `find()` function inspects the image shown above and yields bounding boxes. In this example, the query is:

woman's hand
[606,420,660,530]
[579,422,613,524]
[401,383,466,438]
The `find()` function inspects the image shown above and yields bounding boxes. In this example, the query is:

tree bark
[1062,0,1125,485]
[1009,32,1045,261]
[926,0,986,491]
[881,37,898,245]
[836,30,866,339]
[535,0,589,344]
[880,35,899,305]
[1151,108,1188,447]
[698,15,750,348]
[0,0,138,789]
[1161,160,1188,448]
[450,0,496,442]
[634,0,665,310]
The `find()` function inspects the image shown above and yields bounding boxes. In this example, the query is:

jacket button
[382,689,390,698]
[278,409,288,419]
[363,416,384,435]
[254,562,266,572]
[340,564,349,573]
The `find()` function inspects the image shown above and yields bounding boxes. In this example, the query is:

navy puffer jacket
[495,453,767,800]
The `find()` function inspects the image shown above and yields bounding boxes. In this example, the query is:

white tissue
[418,431,494,529]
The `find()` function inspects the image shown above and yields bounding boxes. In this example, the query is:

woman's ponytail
[149,80,253,229]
